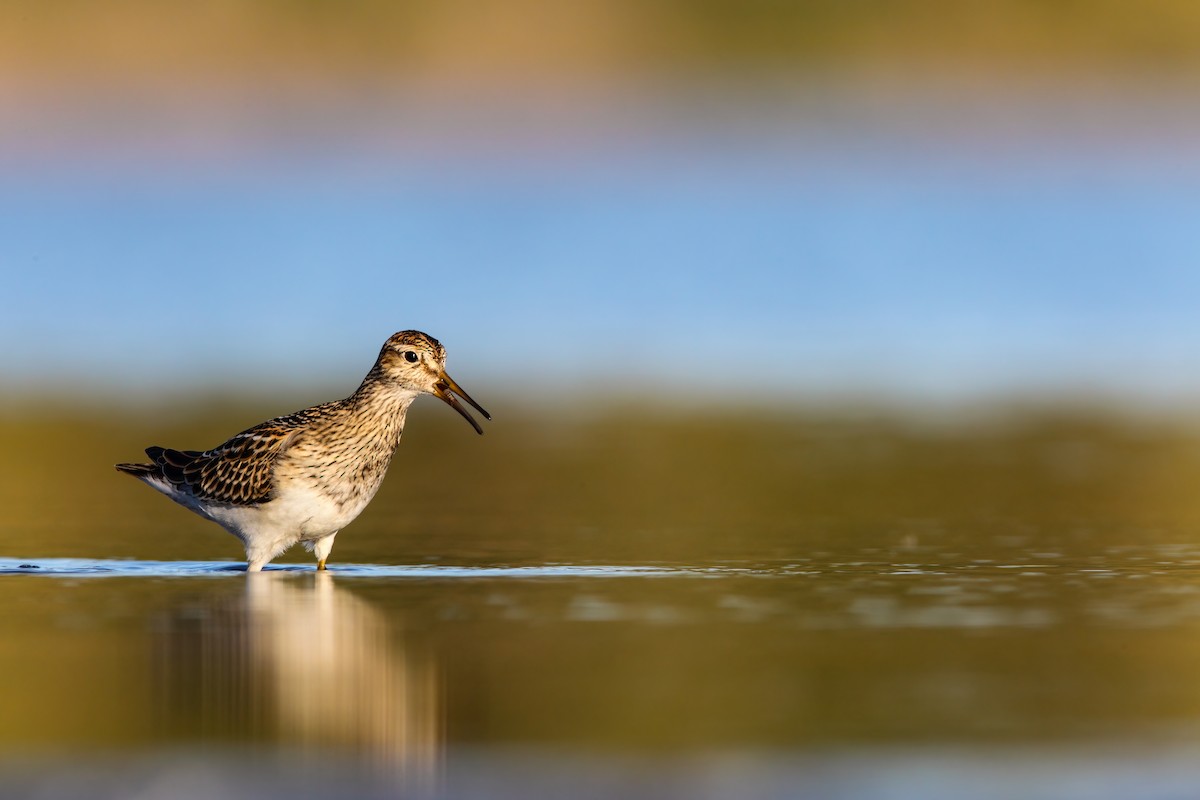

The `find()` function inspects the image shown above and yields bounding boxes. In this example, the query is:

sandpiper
[116,330,489,571]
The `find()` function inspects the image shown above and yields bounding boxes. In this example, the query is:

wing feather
[145,417,307,505]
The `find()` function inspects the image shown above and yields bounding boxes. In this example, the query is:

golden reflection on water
[8,406,1200,797]
[159,572,439,789]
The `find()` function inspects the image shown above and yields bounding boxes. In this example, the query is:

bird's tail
[115,462,157,477]
[117,446,175,477]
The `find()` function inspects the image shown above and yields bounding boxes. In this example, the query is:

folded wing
[141,421,303,505]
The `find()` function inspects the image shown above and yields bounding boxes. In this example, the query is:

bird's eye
[403,351,419,364]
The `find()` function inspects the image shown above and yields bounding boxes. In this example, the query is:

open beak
[432,372,491,435]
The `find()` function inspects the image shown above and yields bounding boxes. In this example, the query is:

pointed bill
[433,372,491,434]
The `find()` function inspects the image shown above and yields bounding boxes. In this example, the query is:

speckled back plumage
[136,402,339,505]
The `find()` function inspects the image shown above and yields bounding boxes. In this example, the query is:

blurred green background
[4,5,1200,798]
[6,1,1200,76]
[3,0,1200,562]
[6,399,1200,566]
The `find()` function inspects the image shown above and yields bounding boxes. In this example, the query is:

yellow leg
[317,558,327,571]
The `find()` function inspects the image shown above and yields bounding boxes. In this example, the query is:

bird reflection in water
[157,571,440,791]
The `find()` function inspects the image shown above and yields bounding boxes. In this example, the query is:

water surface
[5,546,1200,798]
[5,410,1200,798]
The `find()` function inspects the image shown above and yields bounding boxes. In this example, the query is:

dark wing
[144,416,307,505]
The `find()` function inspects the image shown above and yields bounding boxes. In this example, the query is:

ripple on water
[0,557,785,580]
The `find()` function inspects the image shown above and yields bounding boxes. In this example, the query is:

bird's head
[375,330,490,434]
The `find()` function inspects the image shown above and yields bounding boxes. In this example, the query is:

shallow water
[5,547,1200,798]
[7,410,1200,798]
[0,558,706,578]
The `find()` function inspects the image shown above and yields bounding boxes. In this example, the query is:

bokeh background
[5,0,1200,562]
[6,5,1200,798]
[3,0,1200,406]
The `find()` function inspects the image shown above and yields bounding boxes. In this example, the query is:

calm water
[6,409,1200,798]
[5,546,1200,799]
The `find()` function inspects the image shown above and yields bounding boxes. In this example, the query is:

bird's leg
[313,531,338,572]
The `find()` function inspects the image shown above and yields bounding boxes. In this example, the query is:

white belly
[138,456,391,569]
[209,480,376,543]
